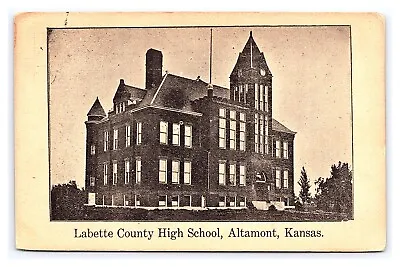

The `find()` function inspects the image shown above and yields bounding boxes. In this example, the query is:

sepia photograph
[15,12,385,252]
[48,25,353,222]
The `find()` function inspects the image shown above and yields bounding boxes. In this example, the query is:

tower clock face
[260,68,266,76]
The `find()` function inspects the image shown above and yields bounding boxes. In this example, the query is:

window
[184,161,191,185]
[254,114,259,153]
[239,113,246,151]
[172,160,180,184]
[239,196,246,207]
[113,129,118,150]
[259,84,264,111]
[135,195,141,207]
[219,108,226,117]
[255,83,259,110]
[275,169,281,189]
[218,161,226,185]
[159,159,167,183]
[123,195,130,206]
[239,164,246,186]
[172,196,179,207]
[124,159,130,184]
[229,110,236,150]
[90,144,96,155]
[158,195,167,207]
[89,177,95,187]
[136,122,142,145]
[240,85,245,102]
[229,163,236,186]
[219,196,226,207]
[103,163,108,185]
[228,196,236,207]
[135,158,141,183]
[111,195,115,206]
[115,102,125,114]
[283,170,289,188]
[275,140,281,158]
[160,121,168,144]
[259,114,264,154]
[283,141,289,159]
[103,131,109,151]
[264,85,268,111]
[172,123,180,146]
[182,195,191,207]
[125,125,131,147]
[113,161,118,185]
[219,108,226,149]
[184,125,192,148]
[265,117,269,154]
[244,84,248,103]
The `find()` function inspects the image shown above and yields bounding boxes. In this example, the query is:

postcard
[14,12,385,251]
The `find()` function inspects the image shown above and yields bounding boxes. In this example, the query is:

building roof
[272,118,296,134]
[231,31,272,77]
[124,84,147,101]
[87,97,106,117]
[113,79,147,103]
[138,72,229,112]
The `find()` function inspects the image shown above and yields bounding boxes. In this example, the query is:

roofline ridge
[150,73,169,105]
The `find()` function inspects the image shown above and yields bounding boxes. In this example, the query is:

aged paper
[15,12,385,251]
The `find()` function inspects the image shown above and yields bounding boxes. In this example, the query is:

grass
[53,206,351,222]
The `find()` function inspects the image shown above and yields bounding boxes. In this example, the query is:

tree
[297,166,311,204]
[314,162,353,217]
[51,180,86,220]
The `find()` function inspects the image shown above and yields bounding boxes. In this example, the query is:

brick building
[85,31,296,210]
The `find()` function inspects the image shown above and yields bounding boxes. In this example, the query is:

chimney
[145,49,163,89]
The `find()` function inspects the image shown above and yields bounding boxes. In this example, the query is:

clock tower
[229,31,273,154]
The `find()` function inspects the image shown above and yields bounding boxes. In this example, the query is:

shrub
[294,200,304,211]
[268,205,277,212]
[247,201,257,211]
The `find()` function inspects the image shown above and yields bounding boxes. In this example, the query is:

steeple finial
[250,30,252,37]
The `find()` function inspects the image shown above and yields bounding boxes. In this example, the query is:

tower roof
[87,97,106,117]
[231,31,272,77]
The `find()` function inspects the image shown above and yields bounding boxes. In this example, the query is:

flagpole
[209,28,213,85]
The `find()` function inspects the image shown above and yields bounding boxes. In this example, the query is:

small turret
[87,97,106,121]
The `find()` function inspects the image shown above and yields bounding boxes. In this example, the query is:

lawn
[54,206,351,222]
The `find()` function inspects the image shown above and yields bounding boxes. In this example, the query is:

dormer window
[115,102,126,114]
[127,99,138,105]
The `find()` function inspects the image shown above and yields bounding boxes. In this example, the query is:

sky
[49,26,352,195]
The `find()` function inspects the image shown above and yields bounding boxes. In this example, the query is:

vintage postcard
[14,12,385,251]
